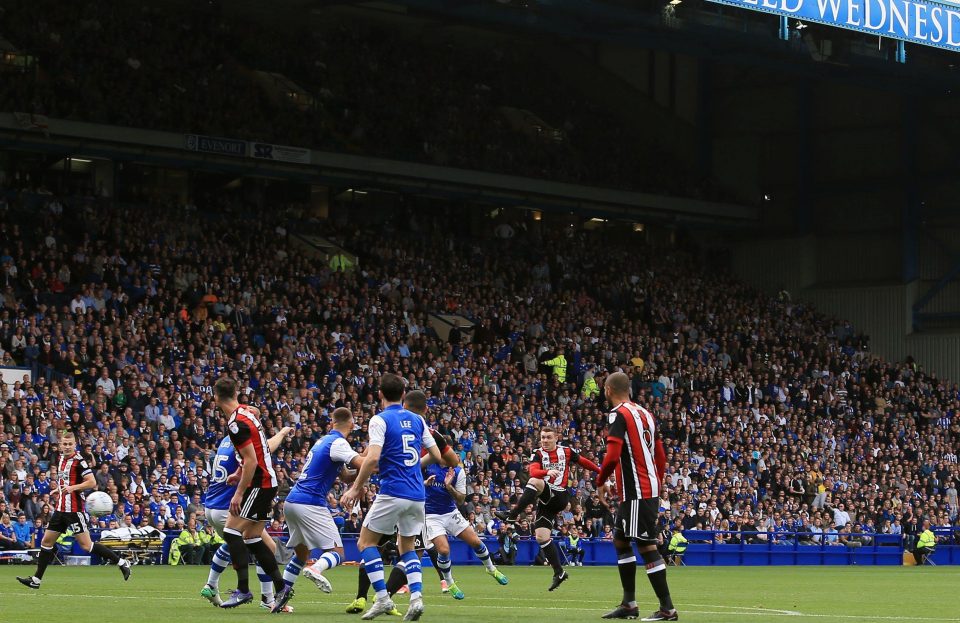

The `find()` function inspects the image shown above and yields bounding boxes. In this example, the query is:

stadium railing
[70,527,960,567]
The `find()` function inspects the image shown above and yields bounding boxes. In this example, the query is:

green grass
[0,563,958,622]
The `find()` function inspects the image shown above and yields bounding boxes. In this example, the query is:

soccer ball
[86,491,114,517]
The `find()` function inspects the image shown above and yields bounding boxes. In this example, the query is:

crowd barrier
[64,527,960,567]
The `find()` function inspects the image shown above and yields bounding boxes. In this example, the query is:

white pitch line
[2,593,959,621]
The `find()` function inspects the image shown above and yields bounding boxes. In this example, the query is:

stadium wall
[731,238,960,384]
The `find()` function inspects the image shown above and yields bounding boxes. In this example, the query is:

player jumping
[494,425,600,591]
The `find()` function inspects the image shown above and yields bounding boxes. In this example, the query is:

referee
[595,372,678,622]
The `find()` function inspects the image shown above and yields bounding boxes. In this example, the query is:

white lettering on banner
[890,0,910,34]
[709,0,960,51]
[864,0,887,30]
[847,0,862,26]
[950,9,960,46]
[930,6,943,43]
[929,6,944,41]
[914,2,929,38]
[782,0,804,13]
[817,0,843,21]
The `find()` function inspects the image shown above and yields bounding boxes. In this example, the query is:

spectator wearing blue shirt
[13,514,33,547]
[0,513,26,549]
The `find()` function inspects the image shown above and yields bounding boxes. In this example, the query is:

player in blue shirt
[421,461,508,600]
[273,407,363,611]
[200,424,293,611]
[347,390,462,615]
[340,374,442,621]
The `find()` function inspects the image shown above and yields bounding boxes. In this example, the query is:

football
[85,491,114,517]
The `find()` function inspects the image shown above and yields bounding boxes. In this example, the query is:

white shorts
[363,495,425,537]
[205,508,229,538]
[424,510,470,542]
[285,502,343,551]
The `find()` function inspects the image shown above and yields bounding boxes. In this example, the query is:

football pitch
[0,564,958,623]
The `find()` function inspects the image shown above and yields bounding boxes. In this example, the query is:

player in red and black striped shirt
[495,426,600,591]
[214,376,288,609]
[595,372,677,621]
[17,431,131,590]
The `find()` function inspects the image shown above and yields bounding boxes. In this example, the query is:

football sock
[474,542,495,571]
[386,562,407,596]
[283,556,304,589]
[425,546,445,581]
[400,551,423,601]
[257,564,274,603]
[616,548,637,607]
[641,549,673,611]
[91,542,121,564]
[542,539,564,574]
[360,546,388,600]
[34,546,56,581]
[208,544,231,588]
[246,537,284,593]
[223,528,250,593]
[314,551,341,572]
[509,484,540,520]
[435,553,453,583]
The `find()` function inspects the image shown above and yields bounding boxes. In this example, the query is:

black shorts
[614,498,660,543]
[534,487,569,531]
[236,486,276,522]
[48,511,89,535]
[414,533,428,551]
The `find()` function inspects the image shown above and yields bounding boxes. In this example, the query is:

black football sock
[91,542,121,564]
[424,546,444,581]
[616,548,637,606]
[223,529,250,593]
[641,549,674,611]
[386,563,407,595]
[357,566,371,599]
[541,539,564,574]
[509,484,540,520]
[246,537,284,592]
[34,546,56,580]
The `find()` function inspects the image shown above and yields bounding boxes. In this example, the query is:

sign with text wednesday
[708,0,960,51]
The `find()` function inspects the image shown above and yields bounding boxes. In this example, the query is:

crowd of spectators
[0,185,958,563]
[0,0,728,200]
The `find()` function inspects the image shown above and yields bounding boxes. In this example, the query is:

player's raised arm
[267,426,294,453]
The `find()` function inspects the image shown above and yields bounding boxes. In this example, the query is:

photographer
[494,524,518,566]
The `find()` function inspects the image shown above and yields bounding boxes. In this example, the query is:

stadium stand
[0,183,956,565]
[0,0,728,199]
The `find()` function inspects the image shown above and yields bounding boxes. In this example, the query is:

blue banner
[184,134,247,157]
[707,0,960,51]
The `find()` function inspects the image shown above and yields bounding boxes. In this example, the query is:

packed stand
[0,1,727,200]
[0,188,957,564]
